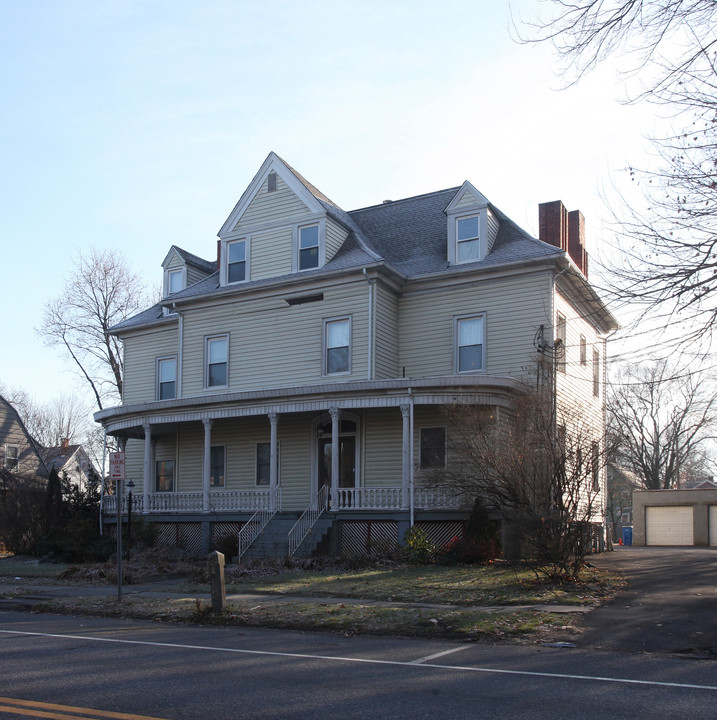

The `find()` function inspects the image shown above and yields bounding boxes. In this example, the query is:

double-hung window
[593,349,600,397]
[167,269,183,295]
[420,428,446,469]
[156,460,174,492]
[298,224,319,270]
[455,314,485,372]
[4,445,19,472]
[206,335,228,388]
[556,313,566,373]
[227,239,247,283]
[456,215,480,263]
[256,441,280,486]
[157,356,177,400]
[210,446,225,488]
[324,317,351,375]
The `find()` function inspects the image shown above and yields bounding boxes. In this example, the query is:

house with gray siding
[0,395,48,482]
[94,152,617,557]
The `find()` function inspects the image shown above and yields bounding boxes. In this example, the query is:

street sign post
[109,452,126,601]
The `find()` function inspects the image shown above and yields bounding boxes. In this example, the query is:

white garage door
[645,506,693,546]
[709,506,717,546]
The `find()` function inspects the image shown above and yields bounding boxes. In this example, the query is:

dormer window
[227,239,247,283]
[299,224,319,270]
[456,215,480,263]
[167,269,183,294]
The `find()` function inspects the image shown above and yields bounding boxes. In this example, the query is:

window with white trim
[206,335,228,388]
[227,239,247,283]
[455,314,485,372]
[324,317,351,375]
[420,427,446,469]
[556,313,566,373]
[593,348,600,397]
[4,445,19,472]
[210,446,225,488]
[298,224,319,270]
[456,215,480,263]
[157,356,177,400]
[167,269,183,295]
[256,441,280,486]
[155,460,174,492]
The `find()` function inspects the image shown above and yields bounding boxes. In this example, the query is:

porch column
[268,412,279,510]
[142,422,151,515]
[202,418,213,513]
[329,406,341,510]
[400,404,410,510]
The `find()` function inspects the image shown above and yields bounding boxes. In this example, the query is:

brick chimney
[216,240,221,271]
[538,200,588,277]
[61,438,69,452]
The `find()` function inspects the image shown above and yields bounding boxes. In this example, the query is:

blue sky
[1,0,653,409]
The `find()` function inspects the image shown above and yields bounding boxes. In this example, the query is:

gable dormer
[216,152,347,286]
[445,181,499,265]
[162,247,188,297]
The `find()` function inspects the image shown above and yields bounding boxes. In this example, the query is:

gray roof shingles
[112,178,565,333]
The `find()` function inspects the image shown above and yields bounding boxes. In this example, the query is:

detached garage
[633,489,717,546]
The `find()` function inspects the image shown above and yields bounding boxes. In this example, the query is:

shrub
[403,527,436,564]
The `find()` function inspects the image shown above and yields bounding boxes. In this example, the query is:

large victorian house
[95,153,616,558]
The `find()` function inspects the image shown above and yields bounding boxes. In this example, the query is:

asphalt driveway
[571,547,717,657]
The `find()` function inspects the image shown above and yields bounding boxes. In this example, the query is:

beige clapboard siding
[250,226,293,280]
[363,408,402,487]
[122,325,179,404]
[453,192,475,210]
[486,209,499,254]
[554,292,604,426]
[166,253,184,271]
[124,438,144,487]
[399,271,553,378]
[180,281,369,396]
[374,282,399,379]
[233,175,309,232]
[0,403,46,477]
[325,218,347,262]
[187,263,211,287]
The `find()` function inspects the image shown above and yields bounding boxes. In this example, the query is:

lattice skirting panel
[340,521,399,556]
[415,521,465,549]
[153,522,204,555]
[212,522,242,556]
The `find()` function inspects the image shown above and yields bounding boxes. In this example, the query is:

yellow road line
[0,698,168,720]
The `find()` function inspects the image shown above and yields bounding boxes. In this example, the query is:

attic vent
[382,199,392,204]
[268,172,277,192]
[285,293,324,306]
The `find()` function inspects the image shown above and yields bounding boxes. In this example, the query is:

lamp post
[126,479,135,562]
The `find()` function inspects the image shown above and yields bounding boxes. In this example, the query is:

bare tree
[428,382,605,580]
[37,248,147,410]
[609,359,717,489]
[520,1,717,343]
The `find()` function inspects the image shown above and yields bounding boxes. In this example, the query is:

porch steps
[241,513,335,560]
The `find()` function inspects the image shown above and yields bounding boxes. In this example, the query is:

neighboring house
[94,152,617,557]
[606,463,641,542]
[41,439,97,491]
[0,394,48,482]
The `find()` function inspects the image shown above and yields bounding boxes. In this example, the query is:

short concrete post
[208,550,226,615]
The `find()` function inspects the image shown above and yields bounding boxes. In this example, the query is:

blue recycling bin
[621,526,633,546]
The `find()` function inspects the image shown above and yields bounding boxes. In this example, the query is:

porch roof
[95,375,522,436]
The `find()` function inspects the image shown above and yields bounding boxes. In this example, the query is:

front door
[318,435,356,490]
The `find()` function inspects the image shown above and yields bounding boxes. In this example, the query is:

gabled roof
[0,394,49,477]
[111,155,616,334]
[162,245,216,274]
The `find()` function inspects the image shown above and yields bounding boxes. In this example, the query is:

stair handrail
[237,487,280,559]
[288,484,329,556]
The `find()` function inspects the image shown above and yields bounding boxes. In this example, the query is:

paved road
[571,547,717,657]
[3,611,717,719]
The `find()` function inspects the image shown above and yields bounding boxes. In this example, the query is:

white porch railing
[102,486,466,514]
[288,484,329,556]
[237,488,281,559]
[334,486,403,510]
